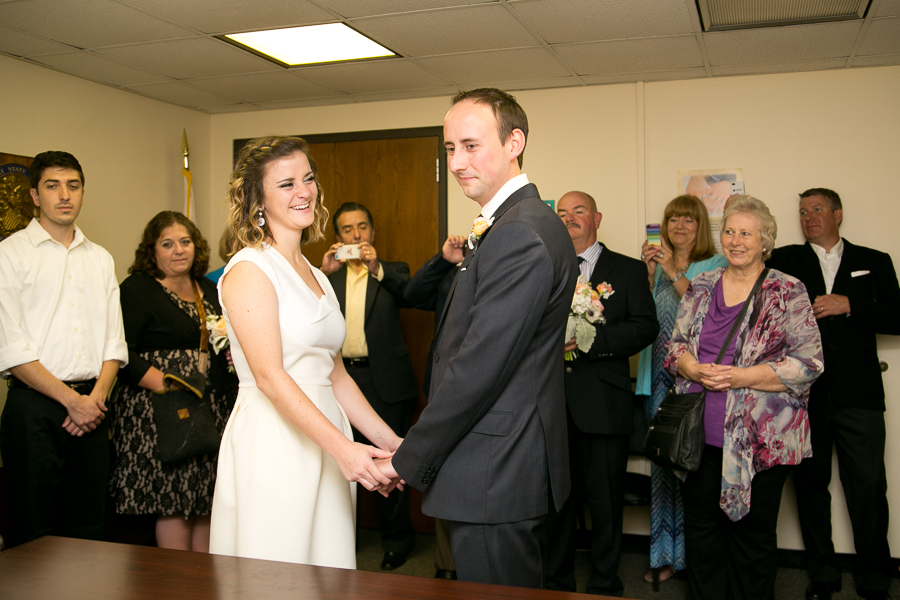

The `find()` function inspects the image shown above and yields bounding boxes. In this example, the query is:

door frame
[233,126,448,241]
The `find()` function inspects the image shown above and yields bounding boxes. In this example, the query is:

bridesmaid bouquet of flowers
[565,276,614,361]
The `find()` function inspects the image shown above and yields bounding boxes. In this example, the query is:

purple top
[688,278,743,448]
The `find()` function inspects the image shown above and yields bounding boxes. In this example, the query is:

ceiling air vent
[696,0,871,31]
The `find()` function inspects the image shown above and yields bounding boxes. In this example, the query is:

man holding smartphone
[320,201,418,571]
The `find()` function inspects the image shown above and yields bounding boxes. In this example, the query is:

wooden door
[234,131,445,533]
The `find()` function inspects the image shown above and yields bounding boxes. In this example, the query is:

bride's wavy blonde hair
[225,136,329,255]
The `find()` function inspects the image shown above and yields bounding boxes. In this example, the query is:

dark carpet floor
[356,528,900,599]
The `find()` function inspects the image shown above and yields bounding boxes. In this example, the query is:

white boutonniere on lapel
[565,277,615,361]
[467,215,495,250]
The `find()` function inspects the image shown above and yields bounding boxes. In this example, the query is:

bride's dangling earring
[257,209,265,227]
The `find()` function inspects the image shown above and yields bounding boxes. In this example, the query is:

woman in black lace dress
[110,211,237,551]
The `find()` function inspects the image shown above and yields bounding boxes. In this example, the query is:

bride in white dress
[209,136,403,568]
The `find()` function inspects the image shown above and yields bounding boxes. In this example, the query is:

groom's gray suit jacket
[393,183,578,524]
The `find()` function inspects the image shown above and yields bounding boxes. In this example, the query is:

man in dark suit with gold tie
[321,202,417,571]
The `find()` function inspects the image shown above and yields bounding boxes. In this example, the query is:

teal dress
[635,254,727,570]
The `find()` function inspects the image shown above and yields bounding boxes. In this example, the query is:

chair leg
[652,567,660,592]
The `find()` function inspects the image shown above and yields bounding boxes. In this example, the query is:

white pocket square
[851,270,870,277]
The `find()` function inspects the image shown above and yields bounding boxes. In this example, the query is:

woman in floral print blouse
[664,195,824,600]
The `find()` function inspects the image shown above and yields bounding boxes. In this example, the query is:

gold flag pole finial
[182,129,190,170]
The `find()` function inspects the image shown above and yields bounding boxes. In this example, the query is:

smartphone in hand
[646,224,661,246]
[335,244,361,260]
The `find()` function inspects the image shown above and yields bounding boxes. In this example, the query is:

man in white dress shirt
[768,188,900,600]
[0,151,127,548]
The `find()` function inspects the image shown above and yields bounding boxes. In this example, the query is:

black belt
[342,357,369,368]
[9,377,97,395]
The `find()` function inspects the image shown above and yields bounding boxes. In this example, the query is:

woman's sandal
[644,565,678,584]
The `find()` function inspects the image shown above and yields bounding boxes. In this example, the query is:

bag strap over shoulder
[714,268,769,364]
[191,279,209,375]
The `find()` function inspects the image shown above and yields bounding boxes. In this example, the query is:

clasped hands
[373,456,405,498]
[342,440,405,498]
[61,391,106,437]
[692,363,747,391]
[811,293,849,319]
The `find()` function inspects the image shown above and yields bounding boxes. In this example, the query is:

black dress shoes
[805,581,840,600]
[857,591,894,600]
[380,551,408,571]
[434,569,457,580]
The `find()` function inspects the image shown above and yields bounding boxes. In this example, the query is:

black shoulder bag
[151,279,221,464]
[644,268,768,472]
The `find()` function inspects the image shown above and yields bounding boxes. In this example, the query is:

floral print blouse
[664,267,824,522]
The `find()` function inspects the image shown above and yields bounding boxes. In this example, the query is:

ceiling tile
[31,51,171,86]
[296,59,449,94]
[96,37,280,80]
[0,0,194,49]
[417,47,570,83]
[553,36,704,75]
[118,0,335,34]
[203,103,266,114]
[125,81,236,108]
[0,25,75,56]
[875,0,900,17]
[353,4,539,56]
[326,0,493,19]
[186,71,339,103]
[856,17,900,56]
[349,85,460,103]
[498,76,584,89]
[511,0,695,44]
[253,96,360,111]
[710,58,848,76]
[851,54,900,67]
[581,68,708,85]
[704,21,861,66]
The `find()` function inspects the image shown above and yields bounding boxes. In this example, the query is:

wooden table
[0,536,633,600]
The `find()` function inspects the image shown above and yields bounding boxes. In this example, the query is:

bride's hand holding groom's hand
[334,440,394,492]
[374,456,406,498]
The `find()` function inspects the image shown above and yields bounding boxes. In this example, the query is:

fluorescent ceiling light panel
[224,23,395,66]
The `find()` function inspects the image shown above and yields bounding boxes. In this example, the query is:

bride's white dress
[209,245,356,568]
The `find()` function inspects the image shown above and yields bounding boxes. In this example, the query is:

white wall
[0,54,213,279]
[3,52,900,556]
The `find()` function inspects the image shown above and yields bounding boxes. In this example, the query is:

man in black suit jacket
[380,88,577,589]
[544,191,659,596]
[767,188,900,600]
[321,202,418,570]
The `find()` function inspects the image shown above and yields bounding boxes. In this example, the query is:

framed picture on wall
[677,168,743,253]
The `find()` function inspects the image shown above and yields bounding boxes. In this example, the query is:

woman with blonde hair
[636,194,726,583]
[209,136,402,567]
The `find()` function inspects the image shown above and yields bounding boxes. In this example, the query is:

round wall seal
[0,163,33,240]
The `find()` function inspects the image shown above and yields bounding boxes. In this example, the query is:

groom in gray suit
[381,88,577,588]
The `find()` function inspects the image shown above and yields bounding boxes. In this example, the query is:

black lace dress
[110,273,237,518]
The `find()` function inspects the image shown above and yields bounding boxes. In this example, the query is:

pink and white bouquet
[565,276,614,361]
